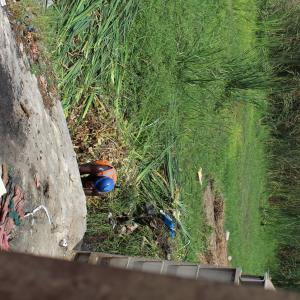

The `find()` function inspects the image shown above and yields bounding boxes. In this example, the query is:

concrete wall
[0,7,86,257]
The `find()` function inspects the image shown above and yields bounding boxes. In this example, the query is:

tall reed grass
[260,0,300,290]
[55,0,138,117]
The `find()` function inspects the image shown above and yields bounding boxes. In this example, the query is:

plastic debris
[108,211,139,235]
[225,230,230,241]
[108,212,117,230]
[228,256,232,262]
[127,223,139,232]
[0,178,6,197]
[59,238,68,249]
[25,205,52,226]
[119,222,139,236]
[198,168,203,186]
[160,210,176,239]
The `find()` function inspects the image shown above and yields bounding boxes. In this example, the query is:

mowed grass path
[177,0,276,274]
[224,103,275,274]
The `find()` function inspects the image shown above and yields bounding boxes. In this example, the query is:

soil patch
[200,180,228,266]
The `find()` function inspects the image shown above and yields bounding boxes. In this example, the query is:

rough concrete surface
[0,8,86,257]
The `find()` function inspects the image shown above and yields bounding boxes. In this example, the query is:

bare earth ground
[200,181,228,266]
[0,8,86,257]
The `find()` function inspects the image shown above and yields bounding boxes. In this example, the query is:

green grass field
[224,103,276,274]
[20,0,278,277]
[53,0,276,271]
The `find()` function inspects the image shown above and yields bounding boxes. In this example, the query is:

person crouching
[79,160,117,196]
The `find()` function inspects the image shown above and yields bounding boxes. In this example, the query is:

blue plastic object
[95,176,115,193]
[169,230,176,239]
[160,211,176,239]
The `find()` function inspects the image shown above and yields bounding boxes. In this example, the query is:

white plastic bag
[0,178,6,197]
